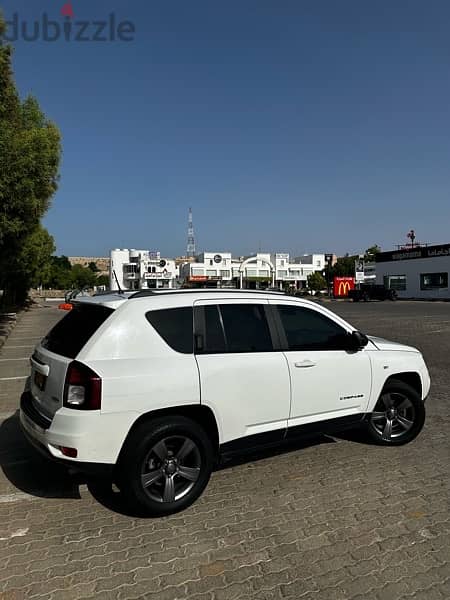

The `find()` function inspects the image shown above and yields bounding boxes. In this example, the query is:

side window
[203,305,227,353]
[276,305,348,351]
[146,307,193,354]
[221,304,273,353]
[195,304,274,353]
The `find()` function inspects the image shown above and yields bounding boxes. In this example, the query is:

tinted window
[277,305,348,351]
[202,305,227,353]
[146,307,193,353]
[221,304,273,353]
[42,304,114,359]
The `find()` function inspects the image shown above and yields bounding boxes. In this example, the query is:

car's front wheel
[366,379,425,445]
[117,416,214,516]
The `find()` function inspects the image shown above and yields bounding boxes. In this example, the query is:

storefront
[375,243,450,299]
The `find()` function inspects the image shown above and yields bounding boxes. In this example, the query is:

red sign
[189,276,207,282]
[333,276,355,297]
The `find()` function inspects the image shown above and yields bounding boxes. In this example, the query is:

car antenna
[113,270,124,294]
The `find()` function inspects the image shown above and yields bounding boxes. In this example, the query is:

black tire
[362,292,369,302]
[117,416,214,516]
[366,379,425,446]
[389,290,397,301]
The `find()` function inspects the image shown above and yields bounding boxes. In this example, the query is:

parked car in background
[21,289,428,516]
[348,284,397,302]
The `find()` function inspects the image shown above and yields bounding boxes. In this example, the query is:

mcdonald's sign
[333,276,355,298]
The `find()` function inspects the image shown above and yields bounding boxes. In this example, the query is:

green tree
[16,225,56,289]
[0,12,61,306]
[364,245,381,262]
[96,274,110,287]
[70,264,97,289]
[307,271,327,291]
[44,255,73,289]
[87,261,100,272]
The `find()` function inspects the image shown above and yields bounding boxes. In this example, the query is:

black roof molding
[129,289,286,299]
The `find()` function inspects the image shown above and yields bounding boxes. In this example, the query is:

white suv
[20,290,430,516]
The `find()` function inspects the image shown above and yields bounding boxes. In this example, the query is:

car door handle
[294,360,316,368]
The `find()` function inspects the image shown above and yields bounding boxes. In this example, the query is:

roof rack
[129,288,286,299]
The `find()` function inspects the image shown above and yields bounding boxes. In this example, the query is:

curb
[0,313,18,352]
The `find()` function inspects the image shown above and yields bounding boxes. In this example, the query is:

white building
[180,252,326,289]
[110,249,178,291]
[375,243,450,299]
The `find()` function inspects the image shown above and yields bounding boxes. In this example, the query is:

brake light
[63,361,101,410]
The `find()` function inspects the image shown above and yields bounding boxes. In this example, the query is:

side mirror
[350,330,369,350]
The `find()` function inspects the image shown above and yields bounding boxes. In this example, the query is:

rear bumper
[20,411,113,477]
[20,392,132,472]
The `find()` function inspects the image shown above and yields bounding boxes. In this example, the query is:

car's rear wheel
[117,416,214,516]
[367,379,425,445]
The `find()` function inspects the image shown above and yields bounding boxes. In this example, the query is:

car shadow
[0,411,84,500]
[0,412,367,518]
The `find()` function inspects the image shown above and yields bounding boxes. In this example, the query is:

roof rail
[129,288,286,299]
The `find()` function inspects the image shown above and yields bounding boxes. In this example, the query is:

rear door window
[146,307,193,353]
[195,303,274,353]
[42,303,114,358]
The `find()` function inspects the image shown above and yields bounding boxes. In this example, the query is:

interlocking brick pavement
[0,300,448,599]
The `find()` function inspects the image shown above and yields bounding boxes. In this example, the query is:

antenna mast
[187,207,196,257]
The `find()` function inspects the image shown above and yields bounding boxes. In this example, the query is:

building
[375,243,450,299]
[110,249,178,291]
[180,252,326,289]
[68,256,110,276]
[180,252,235,287]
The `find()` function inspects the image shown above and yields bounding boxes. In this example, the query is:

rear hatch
[30,303,115,420]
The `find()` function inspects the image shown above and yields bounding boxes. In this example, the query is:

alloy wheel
[370,392,415,441]
[140,435,201,503]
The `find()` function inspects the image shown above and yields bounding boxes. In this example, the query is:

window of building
[289,270,300,277]
[206,269,217,277]
[384,275,406,291]
[276,305,348,351]
[192,268,204,276]
[146,307,193,354]
[246,268,258,277]
[259,270,269,277]
[278,270,288,278]
[220,270,231,278]
[420,272,448,290]
[209,259,214,266]
[124,264,138,274]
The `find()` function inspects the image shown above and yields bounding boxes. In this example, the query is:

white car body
[20,290,430,469]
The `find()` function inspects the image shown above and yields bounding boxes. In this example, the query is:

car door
[193,299,290,449]
[269,301,372,429]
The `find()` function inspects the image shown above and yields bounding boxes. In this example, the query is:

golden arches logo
[337,281,351,296]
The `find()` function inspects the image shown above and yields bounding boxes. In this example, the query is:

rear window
[41,304,114,358]
[146,307,193,354]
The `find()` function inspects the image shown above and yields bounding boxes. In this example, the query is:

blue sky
[2,0,450,257]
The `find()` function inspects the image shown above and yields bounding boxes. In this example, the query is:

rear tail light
[63,361,102,410]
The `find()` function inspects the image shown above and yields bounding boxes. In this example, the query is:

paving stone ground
[0,300,448,599]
